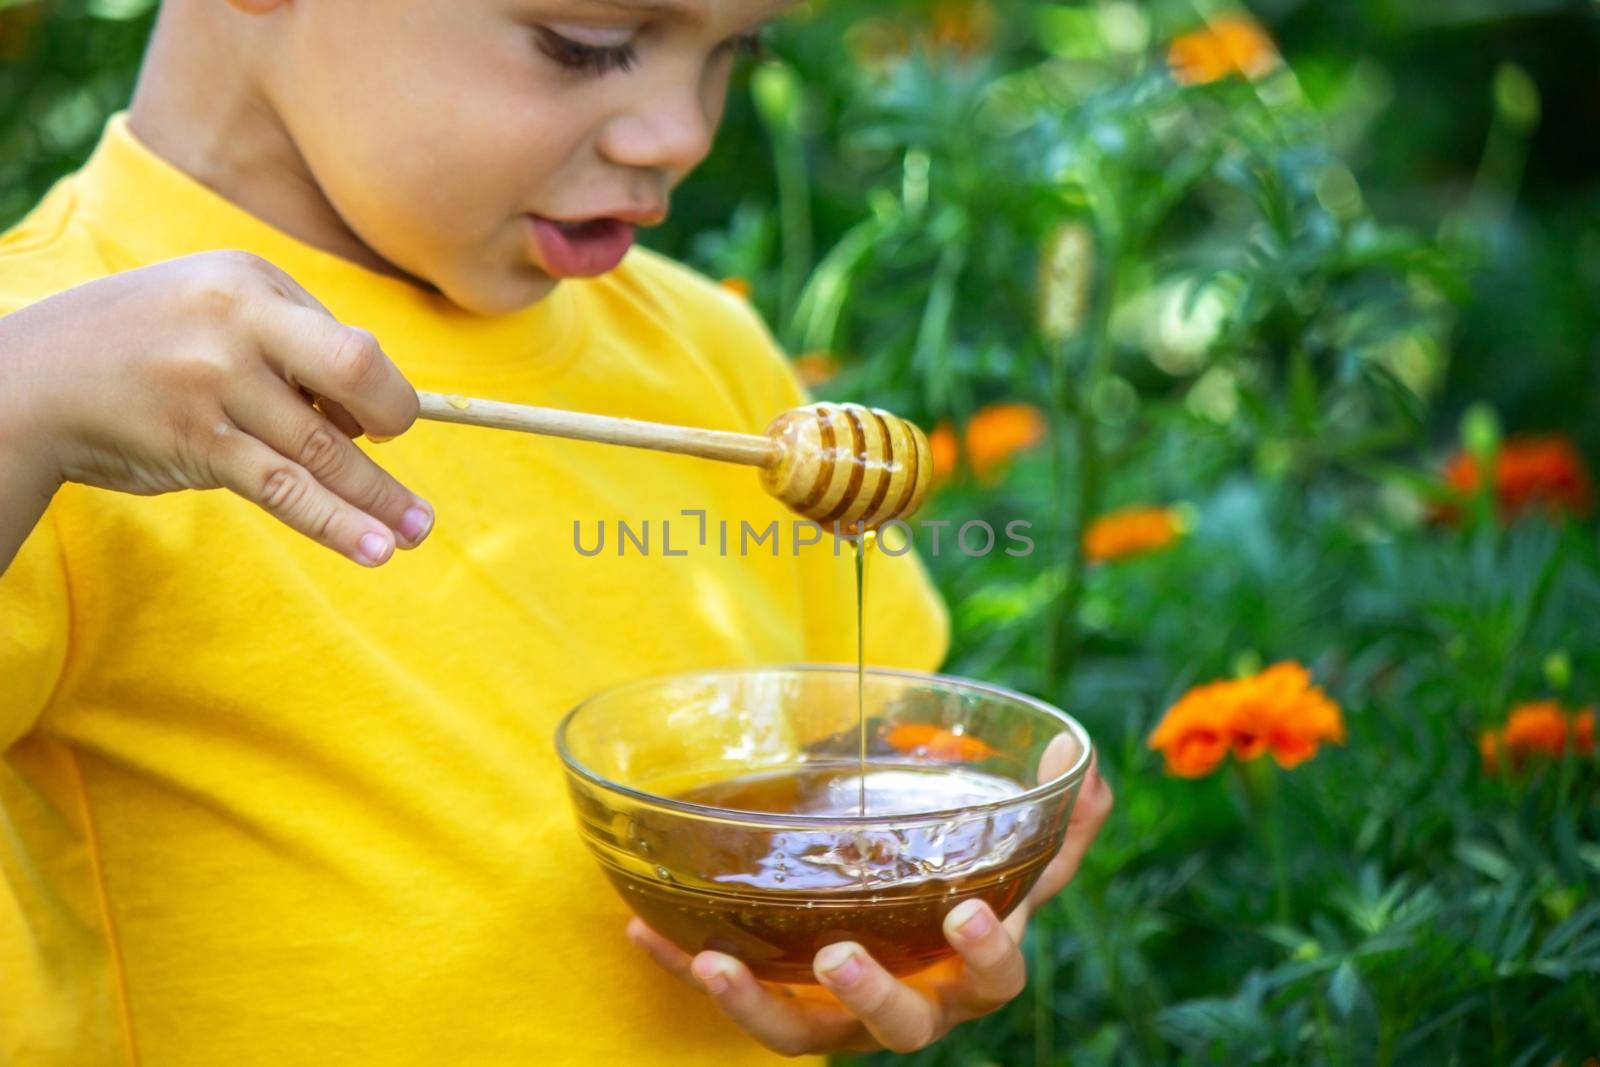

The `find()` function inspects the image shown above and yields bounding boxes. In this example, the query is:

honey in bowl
[606,761,1055,983]
[559,669,1088,985]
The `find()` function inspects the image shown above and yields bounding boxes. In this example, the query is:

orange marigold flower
[965,402,1048,485]
[1483,700,1596,773]
[927,0,996,56]
[926,403,1049,488]
[1083,506,1185,563]
[1479,730,1502,774]
[1149,661,1344,778]
[1442,435,1594,521]
[929,420,959,484]
[719,277,752,300]
[845,2,992,72]
[1167,14,1281,87]
[792,351,839,388]
[885,723,999,763]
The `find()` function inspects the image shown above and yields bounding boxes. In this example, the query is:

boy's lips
[526,214,639,278]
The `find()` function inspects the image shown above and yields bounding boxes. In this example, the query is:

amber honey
[607,763,1054,983]
[602,523,1057,983]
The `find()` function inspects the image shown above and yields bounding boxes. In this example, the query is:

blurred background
[4,0,1598,1063]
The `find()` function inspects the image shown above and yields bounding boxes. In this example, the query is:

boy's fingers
[814,942,941,1054]
[208,423,397,567]
[1038,731,1081,783]
[224,374,433,549]
[942,900,1027,1009]
[313,396,366,440]
[693,952,862,1056]
[248,257,332,316]
[248,301,420,442]
[1022,753,1114,918]
[625,917,706,992]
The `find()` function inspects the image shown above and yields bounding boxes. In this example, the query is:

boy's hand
[0,250,430,567]
[626,739,1113,1056]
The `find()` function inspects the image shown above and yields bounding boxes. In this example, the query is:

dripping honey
[854,527,870,820]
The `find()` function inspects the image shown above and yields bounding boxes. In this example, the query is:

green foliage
[681,3,1600,1063]
[0,0,154,224]
[4,0,1598,1062]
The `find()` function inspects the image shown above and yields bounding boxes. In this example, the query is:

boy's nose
[597,82,719,177]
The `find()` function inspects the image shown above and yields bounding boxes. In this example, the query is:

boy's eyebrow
[580,0,697,21]
[577,0,796,24]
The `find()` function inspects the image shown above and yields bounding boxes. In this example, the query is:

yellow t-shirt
[0,114,950,1066]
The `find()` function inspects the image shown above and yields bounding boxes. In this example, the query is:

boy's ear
[226,0,287,12]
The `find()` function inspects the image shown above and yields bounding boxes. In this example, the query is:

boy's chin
[434,263,564,316]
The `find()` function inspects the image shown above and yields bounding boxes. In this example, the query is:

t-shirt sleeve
[716,298,952,675]
[0,508,70,750]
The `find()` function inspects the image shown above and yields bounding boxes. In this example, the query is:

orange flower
[1083,506,1185,563]
[1478,730,1502,774]
[964,403,1049,485]
[1167,14,1281,87]
[0,3,44,63]
[719,277,752,300]
[845,2,992,73]
[926,403,1049,489]
[1149,662,1345,778]
[885,723,999,763]
[929,420,959,484]
[1481,700,1596,773]
[927,0,996,56]
[792,351,839,388]
[1442,435,1594,521]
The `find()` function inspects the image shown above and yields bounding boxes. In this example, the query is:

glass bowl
[555,664,1093,984]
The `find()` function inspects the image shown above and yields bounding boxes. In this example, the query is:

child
[0,1,1111,1063]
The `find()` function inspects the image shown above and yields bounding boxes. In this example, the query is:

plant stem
[768,106,812,333]
[1234,759,1292,923]
[1316,990,1342,1067]
[1044,226,1118,693]
[1031,924,1055,1067]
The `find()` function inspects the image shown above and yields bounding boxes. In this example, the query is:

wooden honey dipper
[415,392,934,531]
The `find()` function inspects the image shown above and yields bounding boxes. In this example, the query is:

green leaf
[1328,959,1363,1017]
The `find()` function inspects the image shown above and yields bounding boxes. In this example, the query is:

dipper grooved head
[760,402,933,531]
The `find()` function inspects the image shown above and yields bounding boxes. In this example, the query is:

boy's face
[263,0,788,313]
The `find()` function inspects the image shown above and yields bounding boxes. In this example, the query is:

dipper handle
[417,392,778,467]
[415,393,932,530]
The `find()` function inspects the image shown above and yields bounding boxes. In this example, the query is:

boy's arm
[0,299,71,748]
[0,295,68,572]
[0,510,70,750]
[0,420,59,574]
[0,251,428,745]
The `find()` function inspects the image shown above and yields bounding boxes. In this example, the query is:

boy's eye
[535,23,766,78]
[536,27,639,76]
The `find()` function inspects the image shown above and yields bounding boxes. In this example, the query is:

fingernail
[358,531,392,565]
[367,432,395,444]
[692,957,734,996]
[950,899,991,939]
[816,943,862,986]
[398,504,433,545]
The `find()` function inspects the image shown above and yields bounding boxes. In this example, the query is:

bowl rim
[554,662,1094,827]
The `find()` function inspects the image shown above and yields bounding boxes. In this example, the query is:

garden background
[4,0,1598,1063]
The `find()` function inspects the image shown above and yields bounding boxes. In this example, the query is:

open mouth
[527,215,637,279]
